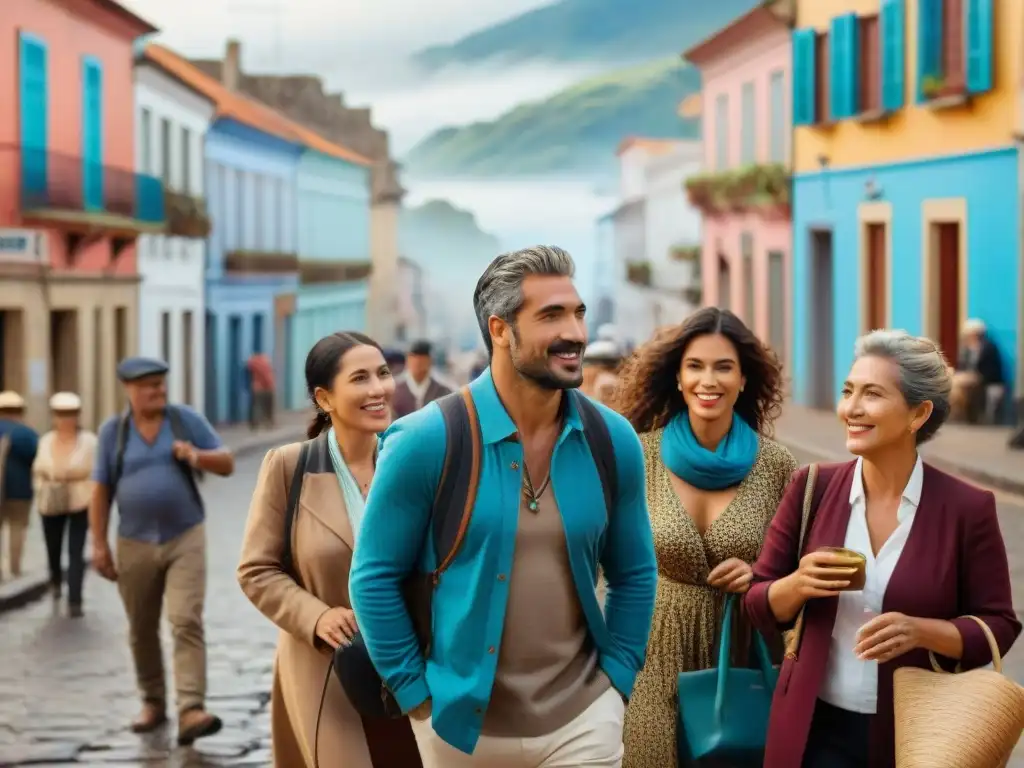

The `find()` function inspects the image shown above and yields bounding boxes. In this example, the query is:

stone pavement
[0,410,311,615]
[777,402,1024,494]
[0,450,284,766]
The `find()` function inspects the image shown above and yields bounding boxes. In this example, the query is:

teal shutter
[829,16,845,119]
[881,0,906,110]
[82,57,103,211]
[965,0,993,93]
[18,33,48,207]
[845,14,860,116]
[917,0,942,101]
[792,28,816,125]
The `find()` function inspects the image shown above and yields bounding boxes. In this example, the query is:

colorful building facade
[790,0,1017,412]
[287,134,372,411]
[683,1,795,369]
[0,0,162,430]
[146,45,371,425]
[134,47,215,414]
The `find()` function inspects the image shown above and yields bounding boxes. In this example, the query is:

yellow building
[789,0,1023,418]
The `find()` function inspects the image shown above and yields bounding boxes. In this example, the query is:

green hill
[413,0,758,71]
[403,57,701,179]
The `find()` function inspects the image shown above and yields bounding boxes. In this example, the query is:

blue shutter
[917,0,943,101]
[881,0,906,110]
[82,57,103,211]
[845,14,861,116]
[829,16,845,120]
[965,0,993,93]
[792,28,816,125]
[18,33,48,208]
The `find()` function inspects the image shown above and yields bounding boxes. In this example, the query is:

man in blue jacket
[0,390,39,579]
[350,246,657,767]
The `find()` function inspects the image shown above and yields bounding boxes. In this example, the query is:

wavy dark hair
[614,307,785,435]
[305,331,383,439]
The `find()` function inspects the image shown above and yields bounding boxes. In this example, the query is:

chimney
[223,39,240,91]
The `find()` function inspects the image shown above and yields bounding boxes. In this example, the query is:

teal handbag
[676,594,778,764]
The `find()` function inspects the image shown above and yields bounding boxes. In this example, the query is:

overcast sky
[120,0,552,91]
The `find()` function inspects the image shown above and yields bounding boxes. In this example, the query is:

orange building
[0,0,162,429]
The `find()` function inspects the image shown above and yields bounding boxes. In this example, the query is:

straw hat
[0,391,25,410]
[48,392,82,412]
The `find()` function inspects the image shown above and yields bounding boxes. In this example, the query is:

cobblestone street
[0,452,279,767]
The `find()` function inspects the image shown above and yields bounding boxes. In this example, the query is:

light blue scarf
[327,427,366,542]
[660,411,759,491]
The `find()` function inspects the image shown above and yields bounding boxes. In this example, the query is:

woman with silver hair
[746,330,1020,767]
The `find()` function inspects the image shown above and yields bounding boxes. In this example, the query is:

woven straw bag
[894,615,1024,767]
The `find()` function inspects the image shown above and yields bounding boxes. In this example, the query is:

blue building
[287,142,372,410]
[154,46,370,424]
[789,0,1017,415]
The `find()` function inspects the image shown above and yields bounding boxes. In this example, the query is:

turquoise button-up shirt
[350,369,657,755]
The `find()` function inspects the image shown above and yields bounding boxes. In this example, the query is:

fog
[350,62,606,154]
[407,178,618,305]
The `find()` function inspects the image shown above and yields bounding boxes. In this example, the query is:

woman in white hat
[32,392,97,617]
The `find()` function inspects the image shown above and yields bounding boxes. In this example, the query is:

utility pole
[226,2,284,69]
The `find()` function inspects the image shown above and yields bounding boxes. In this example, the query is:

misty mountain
[412,0,759,72]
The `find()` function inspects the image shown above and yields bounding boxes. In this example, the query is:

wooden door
[937,223,961,363]
[866,223,887,330]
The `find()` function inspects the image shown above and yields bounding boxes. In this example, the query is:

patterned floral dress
[622,429,797,768]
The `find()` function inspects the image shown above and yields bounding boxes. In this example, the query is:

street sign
[0,229,46,263]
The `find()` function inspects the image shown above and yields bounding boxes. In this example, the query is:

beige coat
[238,437,421,768]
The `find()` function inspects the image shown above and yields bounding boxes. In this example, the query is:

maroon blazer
[744,460,1021,768]
[390,376,452,420]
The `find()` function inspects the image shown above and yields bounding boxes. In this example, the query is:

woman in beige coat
[238,331,422,768]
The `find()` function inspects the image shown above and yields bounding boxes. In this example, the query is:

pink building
[683,1,795,371]
[0,0,160,429]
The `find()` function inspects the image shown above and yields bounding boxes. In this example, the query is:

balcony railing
[165,190,211,238]
[16,145,165,224]
[299,260,372,284]
[224,249,299,275]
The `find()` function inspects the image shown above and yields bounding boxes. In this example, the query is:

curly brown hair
[613,307,785,435]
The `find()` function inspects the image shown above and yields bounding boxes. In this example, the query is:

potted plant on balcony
[165,190,212,238]
[921,74,962,100]
[682,285,703,305]
[670,244,702,263]
[626,260,652,287]
[684,175,728,214]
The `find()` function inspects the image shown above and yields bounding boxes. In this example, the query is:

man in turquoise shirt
[350,246,657,765]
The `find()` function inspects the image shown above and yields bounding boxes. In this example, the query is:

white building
[133,50,214,410]
[609,137,703,345]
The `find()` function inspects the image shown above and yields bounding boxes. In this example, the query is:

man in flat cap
[0,391,38,579]
[89,357,235,745]
[391,340,453,419]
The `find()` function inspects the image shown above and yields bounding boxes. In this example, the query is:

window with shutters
[858,15,882,112]
[815,33,830,122]
[918,0,993,99]
[740,82,755,164]
[715,94,729,170]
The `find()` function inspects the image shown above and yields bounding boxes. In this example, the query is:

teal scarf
[327,427,367,542]
[660,411,759,491]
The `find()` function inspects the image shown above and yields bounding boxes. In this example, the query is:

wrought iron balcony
[16,145,165,226]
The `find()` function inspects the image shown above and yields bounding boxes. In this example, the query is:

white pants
[410,686,625,768]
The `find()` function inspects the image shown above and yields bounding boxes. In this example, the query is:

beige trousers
[0,499,31,577]
[116,522,207,713]
[410,686,625,768]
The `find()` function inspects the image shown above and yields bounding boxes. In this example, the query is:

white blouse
[818,455,923,714]
[32,430,98,515]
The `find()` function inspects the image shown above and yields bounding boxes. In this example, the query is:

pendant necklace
[522,463,552,512]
